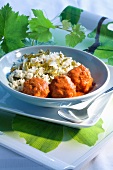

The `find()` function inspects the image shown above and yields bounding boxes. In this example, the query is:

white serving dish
[0,45,110,108]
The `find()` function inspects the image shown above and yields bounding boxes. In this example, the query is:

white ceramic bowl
[0,45,110,108]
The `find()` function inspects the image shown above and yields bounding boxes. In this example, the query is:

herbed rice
[8,49,80,91]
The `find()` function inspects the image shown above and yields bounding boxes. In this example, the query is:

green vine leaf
[12,115,63,153]
[60,6,83,25]
[0,47,5,58]
[12,114,104,153]
[108,57,113,65]
[67,119,104,146]
[65,24,86,47]
[62,20,71,30]
[28,9,55,42]
[0,3,29,53]
[88,22,113,65]
[0,4,86,53]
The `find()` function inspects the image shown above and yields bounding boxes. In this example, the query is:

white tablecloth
[0,0,113,169]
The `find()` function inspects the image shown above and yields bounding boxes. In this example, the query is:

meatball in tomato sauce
[67,65,93,93]
[49,75,76,98]
[22,77,50,97]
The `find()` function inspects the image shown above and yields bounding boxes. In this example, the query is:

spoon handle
[104,86,113,93]
[59,86,113,110]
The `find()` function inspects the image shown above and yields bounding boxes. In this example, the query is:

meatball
[22,77,49,97]
[67,64,93,93]
[49,75,76,98]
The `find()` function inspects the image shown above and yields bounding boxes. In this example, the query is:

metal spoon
[58,87,113,123]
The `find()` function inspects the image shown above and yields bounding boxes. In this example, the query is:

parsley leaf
[28,10,55,42]
[0,3,29,53]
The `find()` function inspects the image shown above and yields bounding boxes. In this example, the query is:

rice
[8,49,80,91]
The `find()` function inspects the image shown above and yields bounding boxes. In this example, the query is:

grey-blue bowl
[0,45,110,108]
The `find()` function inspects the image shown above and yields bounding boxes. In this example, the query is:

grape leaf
[29,9,55,42]
[88,22,113,65]
[0,47,5,58]
[12,115,63,153]
[12,114,104,153]
[60,6,83,25]
[66,24,86,47]
[62,20,71,30]
[0,3,29,53]
[67,119,104,146]
[108,57,113,65]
